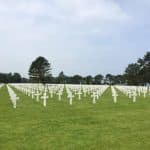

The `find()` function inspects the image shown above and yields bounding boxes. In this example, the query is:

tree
[94,74,103,84]
[57,71,66,84]
[12,73,22,83]
[105,74,114,85]
[124,63,140,85]
[21,77,29,83]
[85,75,93,84]
[29,56,51,83]
[72,75,83,84]
[113,75,125,85]
[138,52,150,84]
[0,72,24,83]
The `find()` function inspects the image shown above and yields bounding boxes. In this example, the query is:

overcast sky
[0,0,149,77]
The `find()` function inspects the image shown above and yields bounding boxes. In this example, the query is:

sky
[0,0,149,77]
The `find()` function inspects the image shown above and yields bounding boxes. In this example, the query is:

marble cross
[34,90,40,102]
[41,92,49,107]
[91,92,97,104]
[77,90,82,100]
[68,93,74,105]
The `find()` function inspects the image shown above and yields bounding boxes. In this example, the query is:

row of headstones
[11,84,70,106]
[12,84,90,105]
[105,85,145,104]
[90,86,109,104]
[7,84,150,107]
[0,84,4,89]
[66,85,109,104]
[11,84,53,107]
[11,84,109,106]
[111,86,118,103]
[115,85,149,103]
[7,85,19,108]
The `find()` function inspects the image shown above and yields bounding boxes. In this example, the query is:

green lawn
[0,85,150,150]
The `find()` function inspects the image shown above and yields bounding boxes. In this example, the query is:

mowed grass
[0,86,150,150]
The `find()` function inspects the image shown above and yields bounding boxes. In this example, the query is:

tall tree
[124,63,140,85]
[94,74,103,84]
[85,75,93,84]
[113,75,125,85]
[57,71,66,84]
[72,75,83,84]
[105,74,114,85]
[12,73,22,83]
[138,52,150,84]
[0,72,24,83]
[29,56,51,83]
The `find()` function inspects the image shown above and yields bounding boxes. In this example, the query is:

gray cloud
[0,0,148,77]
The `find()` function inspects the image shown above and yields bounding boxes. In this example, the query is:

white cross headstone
[77,90,82,100]
[12,94,19,108]
[7,85,19,109]
[133,92,136,103]
[143,90,147,98]
[57,91,62,101]
[83,90,87,97]
[112,93,118,103]
[35,90,40,102]
[28,89,31,97]
[91,93,97,104]
[111,86,118,103]
[31,89,35,99]
[50,90,53,98]
[41,92,49,107]
[68,93,74,105]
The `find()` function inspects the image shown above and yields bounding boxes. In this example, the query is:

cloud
[0,0,133,76]
[0,0,130,42]
[0,0,129,24]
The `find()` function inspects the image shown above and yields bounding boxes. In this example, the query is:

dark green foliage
[56,71,67,84]
[72,75,83,84]
[138,52,150,84]
[94,74,104,84]
[113,75,125,85]
[105,74,114,85]
[85,75,93,84]
[124,51,150,85]
[125,63,141,85]
[0,72,25,83]
[28,56,51,83]
[12,73,22,83]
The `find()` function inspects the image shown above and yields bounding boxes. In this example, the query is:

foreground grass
[0,86,150,150]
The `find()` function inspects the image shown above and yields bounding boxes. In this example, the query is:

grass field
[0,85,150,150]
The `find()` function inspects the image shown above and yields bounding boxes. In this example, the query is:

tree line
[1,51,150,85]
[0,72,28,83]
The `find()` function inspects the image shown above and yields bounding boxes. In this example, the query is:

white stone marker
[57,91,62,101]
[68,93,74,105]
[143,90,147,98]
[78,91,82,100]
[111,86,118,103]
[91,93,97,104]
[41,92,49,107]
[50,90,53,98]
[96,91,99,99]
[12,94,19,108]
[112,93,118,103]
[128,92,132,99]
[31,89,35,99]
[83,90,87,97]
[35,90,40,102]
[7,85,19,108]
[28,89,31,97]
[133,92,136,103]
